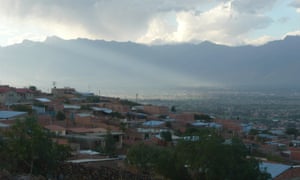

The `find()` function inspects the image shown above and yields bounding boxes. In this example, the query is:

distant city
[141,88,300,122]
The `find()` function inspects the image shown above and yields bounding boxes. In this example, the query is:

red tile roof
[15,88,33,93]
[0,86,33,94]
[0,87,12,93]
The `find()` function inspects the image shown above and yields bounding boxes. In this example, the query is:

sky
[0,0,299,47]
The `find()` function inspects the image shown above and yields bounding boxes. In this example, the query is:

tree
[29,86,37,91]
[56,111,66,121]
[175,136,271,180]
[120,99,140,107]
[165,121,172,128]
[249,129,259,136]
[101,130,116,157]
[154,148,190,180]
[1,117,71,176]
[127,143,159,173]
[127,129,271,180]
[160,131,172,142]
[286,127,298,139]
[86,96,100,103]
[194,114,212,122]
[171,105,176,113]
[111,112,125,119]
[127,143,189,179]
[119,122,127,132]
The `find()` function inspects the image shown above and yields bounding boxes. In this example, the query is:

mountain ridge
[0,36,300,93]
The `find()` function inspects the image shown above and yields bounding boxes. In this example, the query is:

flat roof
[67,157,120,164]
[92,107,113,114]
[76,113,93,117]
[35,98,51,103]
[191,122,222,128]
[79,150,100,155]
[143,120,165,126]
[64,104,81,110]
[0,111,27,120]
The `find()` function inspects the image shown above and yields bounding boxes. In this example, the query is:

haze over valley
[1,36,300,98]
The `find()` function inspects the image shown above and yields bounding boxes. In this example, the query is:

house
[215,119,243,134]
[65,127,124,149]
[142,120,165,127]
[260,162,290,179]
[98,102,130,114]
[260,162,300,180]
[123,129,144,145]
[74,113,95,127]
[127,111,148,120]
[52,87,76,97]
[64,104,81,111]
[138,121,168,140]
[190,121,222,129]
[275,165,300,180]
[143,105,169,115]
[0,86,36,105]
[258,134,278,141]
[44,124,66,136]
[15,88,34,102]
[92,107,113,115]
[0,111,28,128]
[0,111,27,121]
[35,98,51,103]
[0,86,19,105]
[282,147,300,163]
[169,112,195,123]
[32,98,52,114]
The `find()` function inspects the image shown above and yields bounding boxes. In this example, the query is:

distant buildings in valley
[2,84,300,178]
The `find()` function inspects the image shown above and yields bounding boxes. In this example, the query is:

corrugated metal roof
[0,111,27,120]
[260,162,291,178]
[79,150,100,155]
[35,98,51,103]
[191,122,222,128]
[77,113,92,117]
[92,107,112,114]
[64,104,81,110]
[143,120,165,126]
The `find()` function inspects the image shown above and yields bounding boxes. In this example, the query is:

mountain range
[0,36,300,95]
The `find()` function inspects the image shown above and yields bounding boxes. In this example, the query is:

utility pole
[52,81,56,88]
[88,85,91,92]
[99,89,101,101]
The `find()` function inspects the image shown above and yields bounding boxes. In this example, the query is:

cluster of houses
[1,84,300,179]
[0,85,36,105]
